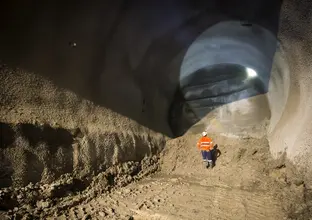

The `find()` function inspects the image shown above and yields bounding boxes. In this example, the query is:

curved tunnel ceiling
[180,21,277,86]
[170,21,278,135]
[0,0,282,138]
[2,0,312,186]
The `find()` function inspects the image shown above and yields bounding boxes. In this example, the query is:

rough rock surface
[0,0,312,219]
[0,117,165,188]
[0,155,160,219]
[1,0,312,183]
[0,62,166,187]
[1,134,309,220]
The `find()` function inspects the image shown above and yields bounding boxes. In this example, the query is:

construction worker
[197,131,214,168]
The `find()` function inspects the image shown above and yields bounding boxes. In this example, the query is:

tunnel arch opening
[169,20,278,136]
[181,63,265,102]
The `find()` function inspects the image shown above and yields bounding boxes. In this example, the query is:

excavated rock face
[0,0,312,187]
[0,155,160,219]
[0,61,166,187]
[0,119,165,188]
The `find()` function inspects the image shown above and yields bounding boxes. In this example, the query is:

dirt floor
[1,0,312,219]
[1,134,311,220]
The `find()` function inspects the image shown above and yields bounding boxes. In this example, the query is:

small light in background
[246,67,257,78]
[69,41,77,48]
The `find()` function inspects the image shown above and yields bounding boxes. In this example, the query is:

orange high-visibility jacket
[197,136,213,151]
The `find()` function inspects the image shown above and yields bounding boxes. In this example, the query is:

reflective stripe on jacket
[197,136,213,151]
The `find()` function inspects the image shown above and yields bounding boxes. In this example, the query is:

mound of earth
[0,156,159,220]
[1,134,310,220]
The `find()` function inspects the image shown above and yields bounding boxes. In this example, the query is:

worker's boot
[203,160,208,168]
[208,160,214,169]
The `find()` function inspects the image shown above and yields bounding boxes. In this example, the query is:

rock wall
[186,0,312,180]
[0,0,178,136]
[0,0,174,187]
[0,64,166,188]
[267,0,312,177]
[1,0,312,186]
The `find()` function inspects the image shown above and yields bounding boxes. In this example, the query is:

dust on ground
[0,156,159,220]
[1,134,312,220]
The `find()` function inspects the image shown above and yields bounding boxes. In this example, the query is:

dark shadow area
[0,122,74,187]
[0,122,15,187]
[134,135,153,161]
[212,144,221,167]
[169,89,199,136]
[0,0,283,137]
[50,178,89,198]
[19,124,73,154]
[25,150,45,185]
[0,151,13,188]
[106,173,115,186]
[0,122,15,149]
[18,123,74,179]
[0,192,18,211]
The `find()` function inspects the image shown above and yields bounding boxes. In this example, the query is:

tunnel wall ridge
[265,0,312,181]
[0,64,166,188]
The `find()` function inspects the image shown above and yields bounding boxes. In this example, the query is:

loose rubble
[0,155,159,219]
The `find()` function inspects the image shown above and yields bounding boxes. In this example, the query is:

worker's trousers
[201,150,212,162]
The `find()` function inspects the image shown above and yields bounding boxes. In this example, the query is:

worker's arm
[210,140,214,150]
[197,140,201,149]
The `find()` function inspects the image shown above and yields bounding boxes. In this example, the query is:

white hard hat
[202,131,207,136]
